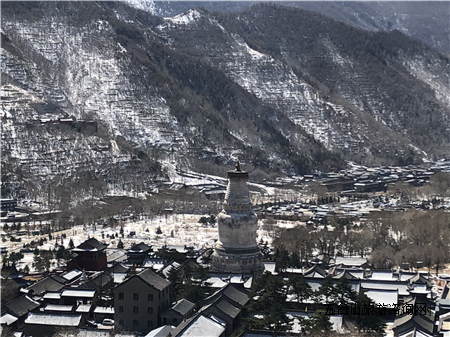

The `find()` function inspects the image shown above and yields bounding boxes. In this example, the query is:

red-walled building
[68,237,108,271]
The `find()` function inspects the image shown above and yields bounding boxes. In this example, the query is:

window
[147,294,153,301]
[133,320,138,327]
[119,319,124,326]
[133,306,139,314]
[119,306,123,313]
[133,293,139,301]
[147,320,153,328]
[147,307,153,314]
[118,292,124,300]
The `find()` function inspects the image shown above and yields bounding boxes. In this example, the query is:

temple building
[211,163,264,277]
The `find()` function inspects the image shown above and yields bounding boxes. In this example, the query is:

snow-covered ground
[4,213,276,273]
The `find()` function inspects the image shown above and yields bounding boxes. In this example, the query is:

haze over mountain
[1,1,449,204]
[124,1,450,55]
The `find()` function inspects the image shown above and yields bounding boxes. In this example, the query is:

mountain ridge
[1,1,449,205]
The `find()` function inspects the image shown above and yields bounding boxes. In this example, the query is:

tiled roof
[129,242,152,252]
[171,299,195,316]
[137,268,170,291]
[108,262,129,274]
[107,251,127,264]
[4,295,40,318]
[73,237,107,252]
[222,284,249,307]
[26,276,65,295]
[214,298,240,319]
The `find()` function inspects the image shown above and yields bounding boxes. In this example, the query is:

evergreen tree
[332,277,357,306]
[167,267,181,302]
[317,275,334,304]
[288,275,313,303]
[290,251,301,268]
[274,245,290,272]
[310,309,333,335]
[352,292,386,336]
[180,266,212,303]
[245,272,292,331]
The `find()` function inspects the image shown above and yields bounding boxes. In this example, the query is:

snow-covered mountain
[1,1,449,205]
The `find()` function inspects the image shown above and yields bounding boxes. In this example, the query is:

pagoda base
[211,246,264,277]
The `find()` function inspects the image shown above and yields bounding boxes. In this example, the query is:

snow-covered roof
[93,306,114,314]
[364,289,398,307]
[76,304,92,313]
[61,289,95,298]
[368,270,395,281]
[43,292,61,300]
[144,325,175,337]
[178,314,225,337]
[24,312,82,326]
[44,304,74,312]
[62,269,82,281]
[335,256,367,267]
[361,281,409,296]
[113,273,127,284]
[0,313,18,325]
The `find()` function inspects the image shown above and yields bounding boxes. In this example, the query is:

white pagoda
[211,162,264,276]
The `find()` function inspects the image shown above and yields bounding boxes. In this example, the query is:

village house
[160,298,196,326]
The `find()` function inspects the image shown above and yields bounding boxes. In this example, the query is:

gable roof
[26,275,65,295]
[172,314,225,337]
[107,250,127,264]
[73,237,107,252]
[171,298,196,316]
[303,265,327,278]
[333,270,358,280]
[138,268,171,291]
[107,262,129,274]
[86,270,112,288]
[129,242,152,253]
[115,267,170,291]
[221,284,249,307]
[213,297,241,319]
[145,325,175,337]
[4,295,40,318]
[393,298,435,335]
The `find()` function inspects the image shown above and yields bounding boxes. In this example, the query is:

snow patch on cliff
[164,9,202,25]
